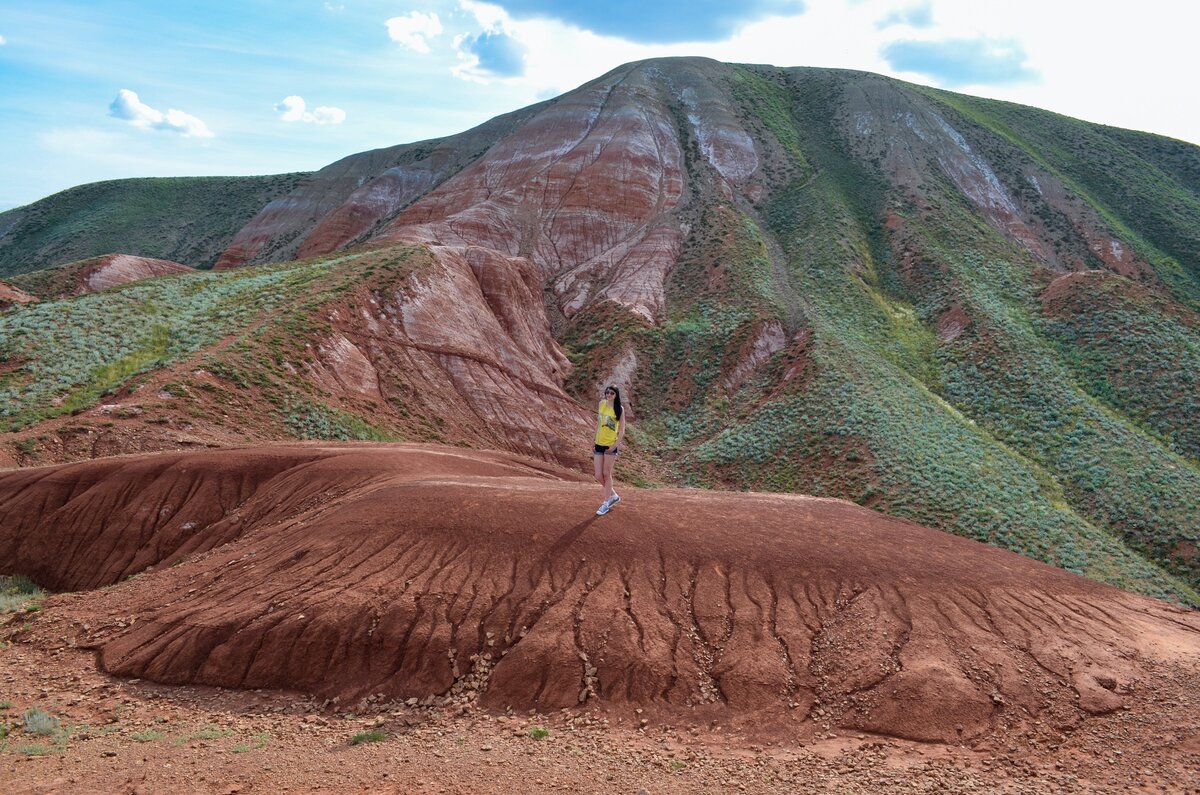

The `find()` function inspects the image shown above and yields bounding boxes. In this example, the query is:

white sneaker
[608,492,620,507]
[596,501,611,516]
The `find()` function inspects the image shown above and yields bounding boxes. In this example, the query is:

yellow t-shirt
[595,400,619,446]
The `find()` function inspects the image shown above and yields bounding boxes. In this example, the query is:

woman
[593,385,626,516]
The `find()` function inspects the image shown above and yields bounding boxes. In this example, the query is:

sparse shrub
[23,707,59,735]
[0,576,45,614]
[18,744,53,756]
[172,724,232,744]
[130,729,165,742]
[349,730,387,745]
[528,726,550,740]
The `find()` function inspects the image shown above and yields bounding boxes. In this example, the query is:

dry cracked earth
[2,443,1198,793]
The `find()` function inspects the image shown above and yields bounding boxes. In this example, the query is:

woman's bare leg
[601,453,616,502]
[594,454,605,501]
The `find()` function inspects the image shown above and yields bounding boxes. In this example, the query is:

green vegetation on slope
[914,86,1200,312]
[586,65,1199,604]
[1,256,334,429]
[0,247,429,442]
[1038,275,1200,461]
[0,174,305,277]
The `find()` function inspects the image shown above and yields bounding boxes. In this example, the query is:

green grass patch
[129,729,166,742]
[0,576,45,613]
[349,730,387,745]
[18,744,54,756]
[172,725,233,745]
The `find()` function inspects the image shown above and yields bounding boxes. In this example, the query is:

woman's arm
[616,407,628,447]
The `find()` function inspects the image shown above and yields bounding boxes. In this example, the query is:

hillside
[8,253,193,300]
[1,57,1198,605]
[0,174,305,276]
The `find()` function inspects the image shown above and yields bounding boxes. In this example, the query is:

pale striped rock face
[80,254,193,293]
[372,64,689,324]
[348,243,589,464]
[214,59,773,326]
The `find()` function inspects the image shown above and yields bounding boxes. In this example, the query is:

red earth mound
[76,253,194,294]
[2,444,1197,746]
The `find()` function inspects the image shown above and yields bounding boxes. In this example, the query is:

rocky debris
[2,444,1196,748]
[0,617,1197,794]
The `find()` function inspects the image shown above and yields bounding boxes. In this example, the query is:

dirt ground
[3,617,1198,795]
[3,446,1199,793]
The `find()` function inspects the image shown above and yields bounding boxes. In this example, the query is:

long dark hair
[607,385,623,420]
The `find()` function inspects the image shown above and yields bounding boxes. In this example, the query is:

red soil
[0,280,37,309]
[2,444,1197,754]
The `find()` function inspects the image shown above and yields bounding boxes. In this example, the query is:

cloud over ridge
[275,96,346,125]
[882,36,1038,87]
[108,89,214,137]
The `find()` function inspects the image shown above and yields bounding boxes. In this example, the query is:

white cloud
[452,1,540,84]
[385,11,443,53]
[459,0,507,30]
[0,35,7,45]
[275,95,347,125]
[108,89,214,137]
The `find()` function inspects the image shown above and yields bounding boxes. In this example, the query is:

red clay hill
[6,253,193,302]
[2,444,1197,747]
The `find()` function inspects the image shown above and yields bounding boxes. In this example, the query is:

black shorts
[594,444,619,456]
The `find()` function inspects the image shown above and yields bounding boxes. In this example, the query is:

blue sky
[1,0,1196,210]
